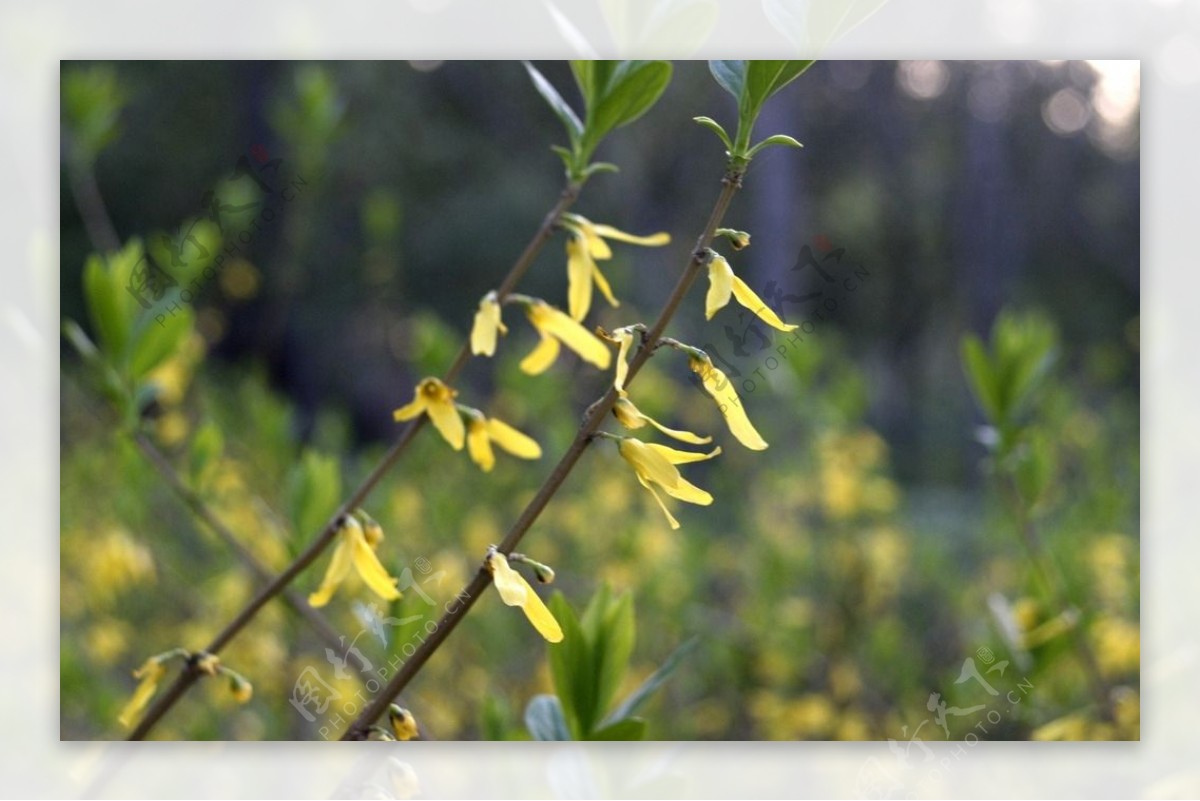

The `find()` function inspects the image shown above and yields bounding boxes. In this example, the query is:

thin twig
[126,180,583,740]
[342,165,745,740]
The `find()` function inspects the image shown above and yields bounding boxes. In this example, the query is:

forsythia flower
[689,354,769,451]
[389,704,420,741]
[561,213,670,321]
[227,670,253,703]
[617,437,720,530]
[602,326,638,393]
[519,300,612,375]
[486,549,563,643]
[705,251,798,332]
[117,656,168,728]
[612,394,712,445]
[463,408,543,472]
[309,515,402,608]
[470,291,507,356]
[393,377,465,450]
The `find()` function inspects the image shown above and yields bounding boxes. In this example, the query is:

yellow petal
[519,332,560,375]
[635,403,713,445]
[426,397,465,451]
[528,303,611,370]
[731,275,798,332]
[471,295,506,356]
[392,394,428,422]
[613,329,635,392]
[705,253,735,320]
[612,396,648,430]
[485,418,542,460]
[519,583,564,643]
[467,420,495,472]
[566,236,594,321]
[590,223,671,248]
[636,473,681,530]
[350,525,402,601]
[487,551,528,607]
[691,356,769,451]
[308,532,356,607]
[118,660,166,728]
[389,706,420,741]
[618,437,681,490]
[646,443,722,464]
[591,262,620,309]
[659,474,714,505]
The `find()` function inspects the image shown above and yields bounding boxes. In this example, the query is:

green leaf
[524,61,583,146]
[83,253,131,363]
[744,60,815,112]
[693,116,732,150]
[582,60,672,157]
[285,451,342,541]
[524,694,573,741]
[960,334,1001,426]
[709,60,746,100]
[604,637,698,726]
[569,61,596,107]
[745,133,804,159]
[547,593,593,740]
[129,304,193,380]
[62,319,101,369]
[592,590,635,723]
[588,717,646,741]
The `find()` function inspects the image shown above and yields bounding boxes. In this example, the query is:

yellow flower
[470,291,507,357]
[519,300,612,375]
[393,377,465,450]
[617,437,719,530]
[602,326,638,392]
[464,410,542,472]
[689,354,769,451]
[705,252,797,332]
[612,393,712,445]
[308,515,402,608]
[389,704,420,740]
[486,549,563,642]
[561,213,670,321]
[117,656,167,728]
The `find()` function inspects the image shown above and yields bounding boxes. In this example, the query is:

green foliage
[524,60,672,182]
[285,451,343,542]
[532,586,691,740]
[62,64,127,163]
[705,60,815,160]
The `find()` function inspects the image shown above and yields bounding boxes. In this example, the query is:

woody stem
[126,180,582,740]
[341,164,745,740]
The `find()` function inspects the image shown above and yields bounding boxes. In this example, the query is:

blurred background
[59,60,1139,741]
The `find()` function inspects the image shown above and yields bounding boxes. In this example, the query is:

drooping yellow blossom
[486,549,563,643]
[688,354,769,451]
[470,291,507,356]
[117,656,168,728]
[617,437,719,530]
[561,213,671,321]
[389,704,420,740]
[519,300,612,375]
[308,515,402,608]
[612,393,712,445]
[393,377,465,450]
[464,408,542,472]
[601,326,638,392]
[705,252,798,332]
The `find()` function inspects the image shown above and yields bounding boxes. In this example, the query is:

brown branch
[341,165,745,740]
[126,180,583,740]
